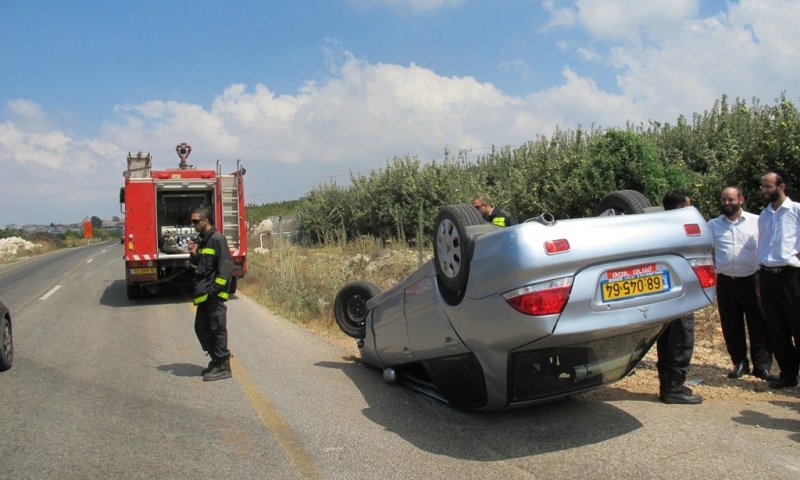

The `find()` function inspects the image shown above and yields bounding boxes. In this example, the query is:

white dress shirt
[757,196,800,268]
[708,210,759,277]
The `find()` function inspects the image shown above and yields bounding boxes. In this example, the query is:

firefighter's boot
[661,373,702,404]
[201,355,216,376]
[203,355,232,382]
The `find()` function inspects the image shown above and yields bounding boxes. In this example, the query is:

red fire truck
[119,143,247,299]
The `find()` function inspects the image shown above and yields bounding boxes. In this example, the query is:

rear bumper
[506,324,663,406]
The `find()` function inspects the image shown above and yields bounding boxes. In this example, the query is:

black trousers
[194,296,230,359]
[759,267,800,379]
[656,313,695,382]
[716,273,772,368]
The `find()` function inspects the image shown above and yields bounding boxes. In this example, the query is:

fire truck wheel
[229,277,238,295]
[126,284,143,300]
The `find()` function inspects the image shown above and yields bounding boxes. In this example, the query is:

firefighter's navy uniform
[487,206,518,227]
[191,226,233,362]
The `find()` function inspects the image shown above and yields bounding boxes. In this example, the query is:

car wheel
[0,316,12,371]
[334,281,382,339]
[433,204,485,293]
[127,284,143,300]
[594,190,653,215]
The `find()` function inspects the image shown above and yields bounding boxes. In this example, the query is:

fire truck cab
[120,143,247,300]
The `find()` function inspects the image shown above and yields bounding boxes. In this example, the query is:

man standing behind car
[656,190,702,404]
[708,186,773,380]
[471,194,518,227]
[756,169,800,389]
[188,206,234,382]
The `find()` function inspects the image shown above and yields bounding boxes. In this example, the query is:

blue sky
[1,0,798,225]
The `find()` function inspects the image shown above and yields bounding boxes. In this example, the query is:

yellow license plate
[130,267,157,275]
[601,264,670,302]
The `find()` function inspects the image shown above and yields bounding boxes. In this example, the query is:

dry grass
[239,235,427,336]
[1,237,109,265]
[241,237,799,402]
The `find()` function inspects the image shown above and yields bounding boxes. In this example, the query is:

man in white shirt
[708,186,772,380]
[757,169,800,389]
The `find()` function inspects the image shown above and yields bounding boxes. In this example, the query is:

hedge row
[284,93,800,244]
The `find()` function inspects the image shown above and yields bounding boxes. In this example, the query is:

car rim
[436,218,461,279]
[346,294,368,324]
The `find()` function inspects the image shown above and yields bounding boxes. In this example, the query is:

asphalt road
[0,243,798,479]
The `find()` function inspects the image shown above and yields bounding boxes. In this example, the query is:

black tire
[0,316,12,371]
[229,277,238,295]
[433,204,485,293]
[594,190,653,216]
[334,281,382,339]
[127,284,143,300]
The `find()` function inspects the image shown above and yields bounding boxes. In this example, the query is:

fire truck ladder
[220,174,240,249]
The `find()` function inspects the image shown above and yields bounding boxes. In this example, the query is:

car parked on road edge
[0,297,13,371]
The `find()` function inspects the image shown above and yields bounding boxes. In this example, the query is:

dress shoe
[768,375,799,389]
[661,384,703,404]
[751,366,774,381]
[727,361,750,379]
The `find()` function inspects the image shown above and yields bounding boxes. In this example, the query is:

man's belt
[717,272,756,280]
[761,265,795,274]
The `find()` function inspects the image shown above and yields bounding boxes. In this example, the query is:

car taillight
[544,239,570,254]
[503,277,573,316]
[689,258,716,288]
[684,224,702,236]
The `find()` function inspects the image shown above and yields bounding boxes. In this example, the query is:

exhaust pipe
[527,212,556,226]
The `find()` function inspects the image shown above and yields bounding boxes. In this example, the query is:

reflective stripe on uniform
[492,217,507,227]
[218,291,229,300]
[214,277,227,286]
[200,248,216,255]
[193,293,208,305]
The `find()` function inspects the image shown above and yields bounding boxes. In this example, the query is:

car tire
[334,281,382,339]
[433,204,485,293]
[594,190,653,216]
[0,316,12,371]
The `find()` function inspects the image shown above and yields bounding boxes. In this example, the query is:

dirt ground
[583,305,799,402]
[323,305,799,403]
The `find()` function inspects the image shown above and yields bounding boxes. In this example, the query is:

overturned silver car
[334,191,716,410]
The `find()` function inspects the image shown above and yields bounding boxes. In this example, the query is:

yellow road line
[231,357,322,480]
[187,303,321,479]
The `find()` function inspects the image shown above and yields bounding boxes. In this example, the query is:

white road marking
[87,258,94,263]
[40,285,62,300]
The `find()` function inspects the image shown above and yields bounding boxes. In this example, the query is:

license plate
[130,267,157,275]
[601,264,670,302]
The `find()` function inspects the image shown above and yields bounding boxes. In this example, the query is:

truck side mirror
[119,187,125,204]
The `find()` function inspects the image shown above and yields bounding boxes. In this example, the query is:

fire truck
[119,143,247,299]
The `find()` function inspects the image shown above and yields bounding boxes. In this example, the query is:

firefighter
[188,206,234,381]
[471,194,518,227]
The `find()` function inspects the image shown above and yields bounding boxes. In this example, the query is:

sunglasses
[191,218,205,225]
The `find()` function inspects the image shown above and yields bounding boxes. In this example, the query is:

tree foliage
[250,94,800,244]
